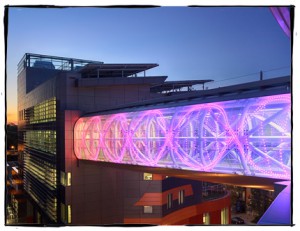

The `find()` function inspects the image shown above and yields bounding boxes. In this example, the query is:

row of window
[141,173,228,224]
[202,207,229,225]
[24,130,56,154]
[143,205,229,225]
[143,173,185,210]
[167,190,185,209]
[24,172,57,222]
[25,97,56,124]
[22,97,58,223]
[61,171,71,224]
[23,152,57,190]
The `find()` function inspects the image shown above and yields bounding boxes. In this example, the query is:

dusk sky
[1,2,298,227]
[6,6,291,124]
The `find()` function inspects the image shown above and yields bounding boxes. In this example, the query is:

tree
[226,185,245,212]
[248,188,273,222]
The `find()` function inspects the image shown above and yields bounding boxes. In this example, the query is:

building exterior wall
[60,73,169,224]
[63,73,163,113]
[17,67,61,223]
[17,54,232,225]
[123,172,163,222]
[123,193,231,225]
[18,64,165,224]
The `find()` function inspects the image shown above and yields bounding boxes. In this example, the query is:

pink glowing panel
[74,94,291,180]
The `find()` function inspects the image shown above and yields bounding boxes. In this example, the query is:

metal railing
[17,53,103,74]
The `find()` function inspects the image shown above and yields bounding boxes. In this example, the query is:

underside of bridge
[81,160,284,191]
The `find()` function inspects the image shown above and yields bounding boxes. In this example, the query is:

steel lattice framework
[74,93,291,180]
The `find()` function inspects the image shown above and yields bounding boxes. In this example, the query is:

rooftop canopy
[78,63,159,78]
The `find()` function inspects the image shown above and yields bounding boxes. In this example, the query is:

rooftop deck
[17,53,103,74]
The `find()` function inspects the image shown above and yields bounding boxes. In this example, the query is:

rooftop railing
[17,53,103,74]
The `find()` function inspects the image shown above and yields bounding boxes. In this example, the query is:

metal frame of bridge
[75,76,291,181]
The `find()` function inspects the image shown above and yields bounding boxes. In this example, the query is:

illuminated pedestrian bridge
[74,93,291,180]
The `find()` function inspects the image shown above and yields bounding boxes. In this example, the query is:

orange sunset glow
[7,108,18,124]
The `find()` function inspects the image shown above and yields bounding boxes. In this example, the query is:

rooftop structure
[17,53,103,74]
[78,63,159,78]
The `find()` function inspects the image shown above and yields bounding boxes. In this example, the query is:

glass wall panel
[74,94,291,180]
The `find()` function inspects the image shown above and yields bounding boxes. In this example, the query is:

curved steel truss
[74,94,291,180]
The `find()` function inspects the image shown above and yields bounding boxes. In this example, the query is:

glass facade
[27,98,56,124]
[22,97,58,222]
[24,130,56,154]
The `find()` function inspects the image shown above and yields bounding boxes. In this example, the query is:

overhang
[78,63,159,78]
[76,76,168,88]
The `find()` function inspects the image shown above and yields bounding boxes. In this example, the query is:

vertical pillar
[70,59,74,71]
[27,54,30,67]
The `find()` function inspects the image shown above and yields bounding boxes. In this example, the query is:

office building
[17,53,234,224]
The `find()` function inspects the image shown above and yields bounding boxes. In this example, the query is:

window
[37,212,41,224]
[144,206,153,214]
[203,212,210,225]
[61,203,71,224]
[60,171,66,186]
[221,207,229,224]
[167,193,172,209]
[61,171,71,186]
[178,190,185,205]
[67,205,72,224]
[67,172,71,186]
[61,203,66,223]
[143,173,153,180]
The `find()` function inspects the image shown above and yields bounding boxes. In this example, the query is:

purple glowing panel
[270,7,291,38]
[74,94,291,180]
